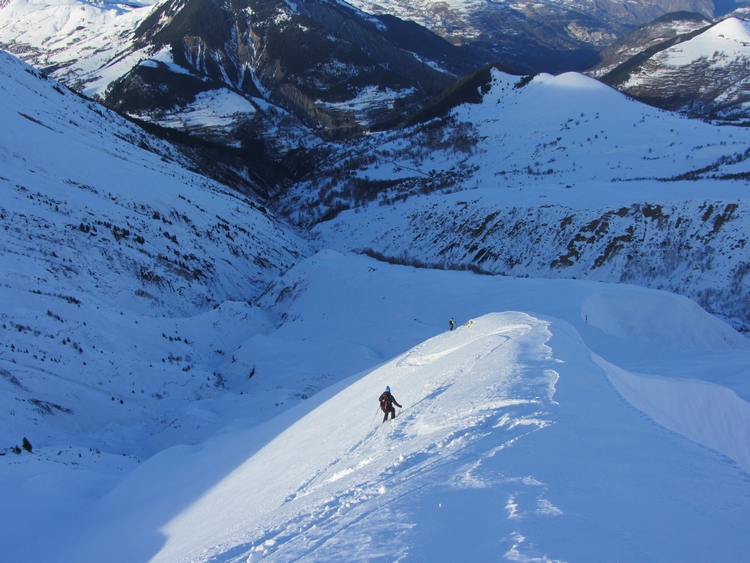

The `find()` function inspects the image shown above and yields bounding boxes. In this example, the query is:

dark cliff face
[104,0,485,139]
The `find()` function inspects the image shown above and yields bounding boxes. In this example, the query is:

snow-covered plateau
[1,23,750,563]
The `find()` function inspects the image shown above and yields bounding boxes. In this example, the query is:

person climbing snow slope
[379,386,402,423]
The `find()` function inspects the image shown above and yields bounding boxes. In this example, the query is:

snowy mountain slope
[2,7,750,562]
[587,10,713,78]
[600,16,750,120]
[273,69,750,330]
[0,49,310,466]
[0,0,158,92]
[11,250,750,562]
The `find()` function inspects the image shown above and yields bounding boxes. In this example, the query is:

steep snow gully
[12,251,750,563]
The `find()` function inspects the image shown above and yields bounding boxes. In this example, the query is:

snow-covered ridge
[16,252,750,561]
[0,0,157,95]
[605,16,750,120]
[642,17,750,69]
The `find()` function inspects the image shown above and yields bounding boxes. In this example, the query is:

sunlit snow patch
[318,86,416,126]
[154,89,257,135]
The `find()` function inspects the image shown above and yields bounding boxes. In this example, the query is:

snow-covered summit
[0,0,156,94]
[282,67,750,329]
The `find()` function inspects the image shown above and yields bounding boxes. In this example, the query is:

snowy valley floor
[2,250,750,562]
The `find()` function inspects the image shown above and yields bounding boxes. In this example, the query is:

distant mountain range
[3,0,750,138]
[346,0,721,73]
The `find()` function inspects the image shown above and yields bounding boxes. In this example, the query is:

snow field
[305,67,750,211]
[153,89,259,133]
[0,0,157,97]
[0,48,309,467]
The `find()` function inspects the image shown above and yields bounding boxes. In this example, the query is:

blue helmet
[385,386,390,393]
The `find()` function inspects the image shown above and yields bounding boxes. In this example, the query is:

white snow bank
[594,354,750,474]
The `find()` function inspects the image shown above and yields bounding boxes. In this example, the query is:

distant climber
[449,318,455,331]
[379,386,402,423]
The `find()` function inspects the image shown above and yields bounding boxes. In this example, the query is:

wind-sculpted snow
[150,313,560,562]
[3,239,750,561]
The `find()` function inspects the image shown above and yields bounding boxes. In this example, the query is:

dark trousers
[383,407,396,422]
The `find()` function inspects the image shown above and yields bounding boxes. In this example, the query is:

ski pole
[372,406,380,425]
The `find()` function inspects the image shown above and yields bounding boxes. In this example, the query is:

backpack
[379,392,391,412]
